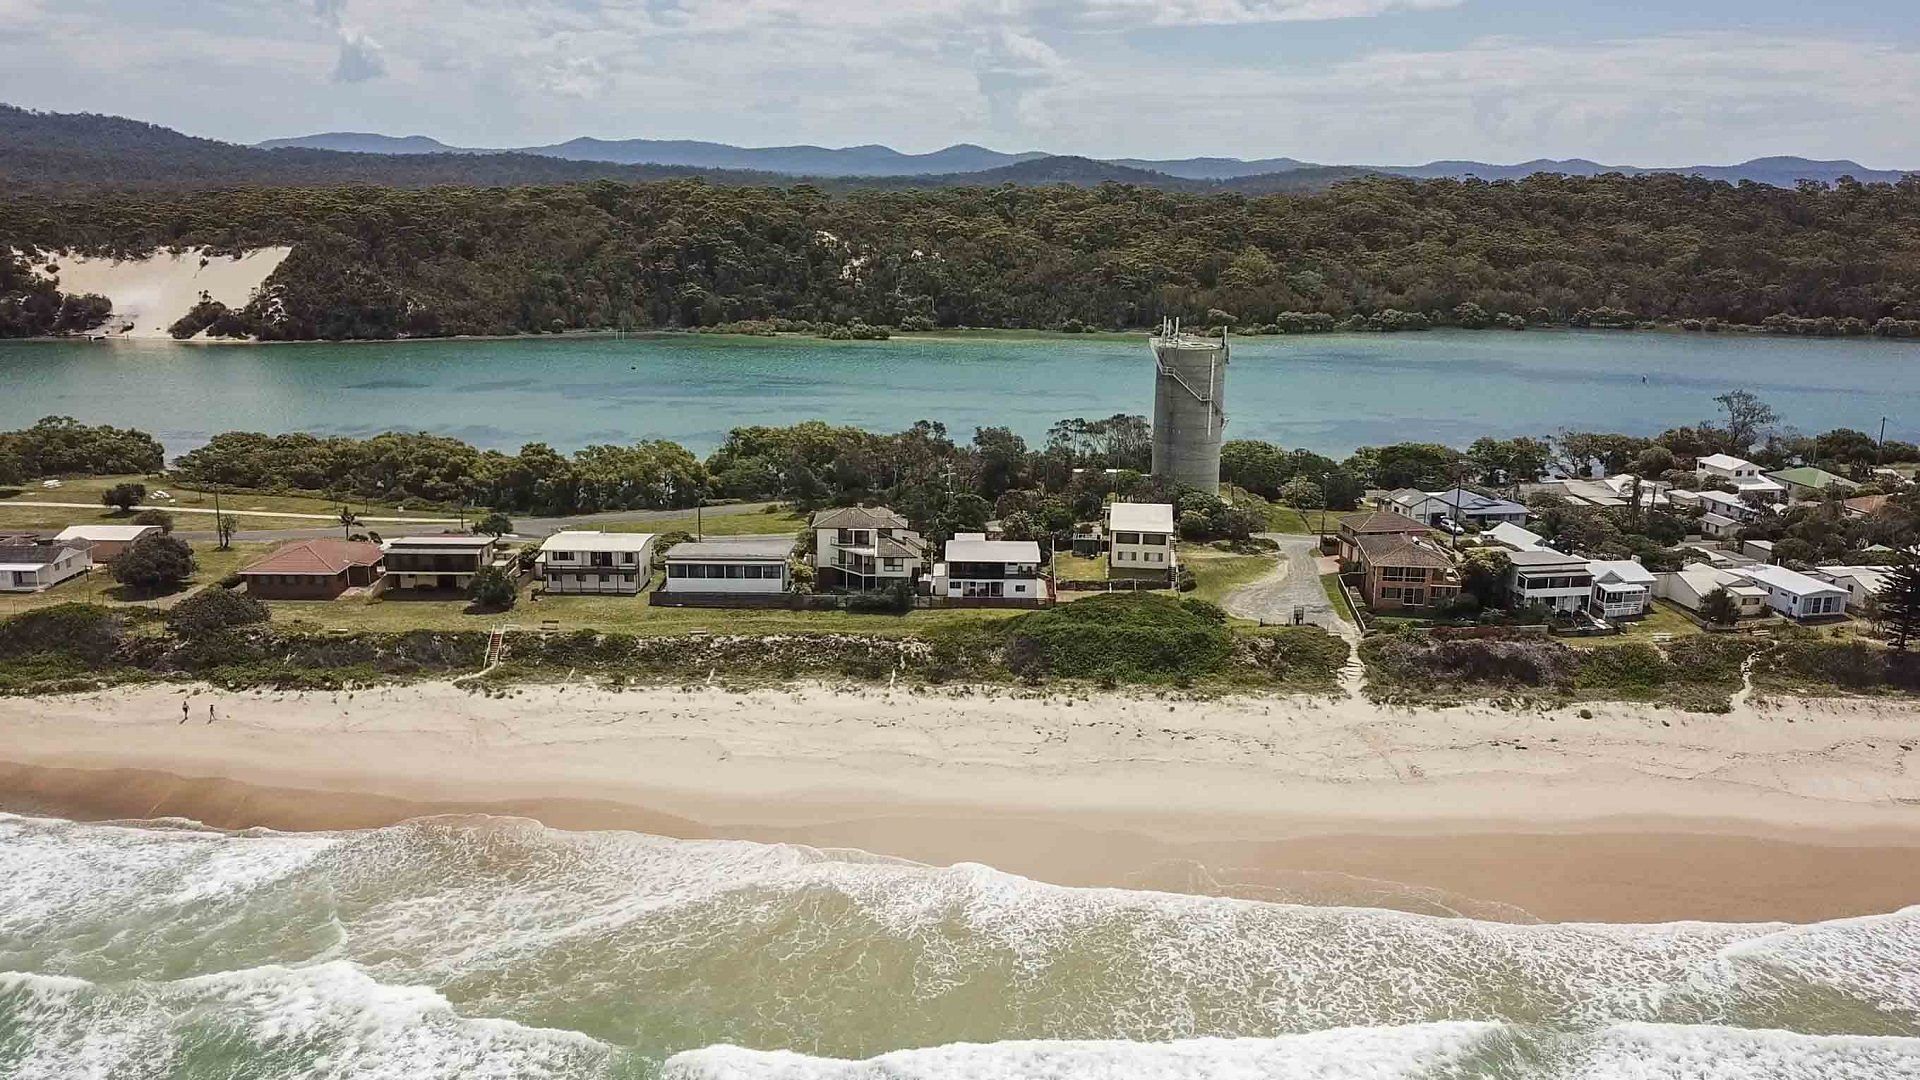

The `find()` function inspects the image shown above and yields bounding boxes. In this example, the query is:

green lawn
[1320,572,1357,621]
[0,540,273,617]
[1,474,459,530]
[599,506,806,538]
[1185,547,1274,608]
[1268,506,1319,534]
[1569,599,1704,648]
[1052,552,1110,582]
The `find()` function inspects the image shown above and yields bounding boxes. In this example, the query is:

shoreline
[2,681,1918,924]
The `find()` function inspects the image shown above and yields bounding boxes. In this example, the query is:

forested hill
[5,174,1919,341]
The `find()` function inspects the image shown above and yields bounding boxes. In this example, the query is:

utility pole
[1878,417,1889,468]
[696,499,704,541]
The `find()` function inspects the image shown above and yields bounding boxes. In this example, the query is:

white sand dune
[38,247,292,338]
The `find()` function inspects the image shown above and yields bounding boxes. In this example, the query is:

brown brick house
[1335,510,1431,564]
[1351,532,1461,611]
[239,539,385,600]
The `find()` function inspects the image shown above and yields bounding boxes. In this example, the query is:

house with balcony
[0,538,90,593]
[661,537,792,595]
[537,531,656,595]
[1503,548,1594,613]
[1105,501,1177,582]
[238,539,384,600]
[1696,453,1785,502]
[1349,532,1460,611]
[811,507,926,591]
[932,534,1046,601]
[1335,510,1430,563]
[1587,560,1656,619]
[382,535,499,591]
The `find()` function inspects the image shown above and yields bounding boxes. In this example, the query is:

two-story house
[383,534,499,591]
[1587,559,1656,619]
[811,507,926,591]
[1105,502,1177,582]
[933,534,1046,601]
[1336,510,1431,564]
[537,531,656,595]
[1503,548,1594,613]
[1696,454,1785,501]
[1350,532,1460,611]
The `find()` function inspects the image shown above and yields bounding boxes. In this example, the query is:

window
[725,564,745,579]
[1404,589,1426,606]
[883,558,902,571]
[599,574,611,585]
[1115,532,1140,545]
[1142,533,1166,545]
[1381,587,1402,600]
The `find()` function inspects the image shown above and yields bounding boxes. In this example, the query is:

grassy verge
[0,542,272,618]
[1185,548,1273,609]
[1268,506,1318,534]
[1320,573,1355,622]
[1052,552,1110,582]
[598,506,805,537]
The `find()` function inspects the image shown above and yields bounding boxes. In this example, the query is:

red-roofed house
[238,540,385,600]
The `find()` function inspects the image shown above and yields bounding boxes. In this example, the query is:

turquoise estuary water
[0,330,1915,456]
[2,813,1917,1078]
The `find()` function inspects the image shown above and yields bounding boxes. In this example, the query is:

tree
[1713,389,1779,452]
[336,505,359,539]
[1278,478,1324,512]
[1700,587,1741,627]
[468,565,517,611]
[214,512,237,551]
[101,481,146,513]
[473,511,514,538]
[131,508,174,533]
[1877,552,1920,651]
[111,533,195,594]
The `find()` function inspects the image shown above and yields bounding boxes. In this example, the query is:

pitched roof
[1484,522,1546,551]
[1106,502,1176,533]
[0,540,85,569]
[1767,466,1857,491]
[1698,453,1755,471]
[1732,564,1850,598]
[1844,494,1890,516]
[1339,510,1429,536]
[1589,559,1656,586]
[384,534,496,549]
[875,534,926,559]
[240,539,384,576]
[1506,547,1589,569]
[812,505,910,530]
[1427,487,1528,515]
[1353,532,1454,569]
[945,537,1043,563]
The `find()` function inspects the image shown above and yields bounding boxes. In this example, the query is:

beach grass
[1185,548,1274,609]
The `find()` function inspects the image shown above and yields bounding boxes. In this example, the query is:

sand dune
[39,247,291,338]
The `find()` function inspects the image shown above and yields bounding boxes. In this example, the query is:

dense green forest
[6,172,1920,339]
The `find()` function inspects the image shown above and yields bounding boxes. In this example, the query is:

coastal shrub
[1363,635,1579,693]
[1001,593,1232,683]
[101,481,146,512]
[111,534,196,594]
[467,566,517,611]
[131,508,174,533]
[1230,627,1347,689]
[1574,643,1675,694]
[1758,638,1904,693]
[0,603,129,665]
[165,588,268,638]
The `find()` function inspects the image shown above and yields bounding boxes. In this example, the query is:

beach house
[1843,494,1889,519]
[661,537,792,595]
[1104,502,1177,582]
[1812,565,1893,612]
[1694,489,1763,525]
[1484,522,1547,552]
[382,534,499,592]
[1349,533,1460,611]
[0,538,91,593]
[1503,548,1594,613]
[1391,487,1530,530]
[1587,559,1656,619]
[1335,510,1430,563]
[238,539,385,600]
[1659,565,1769,620]
[537,531,656,595]
[933,534,1046,601]
[810,507,926,591]
[1728,565,1849,621]
[54,523,161,561]
[1766,466,1858,503]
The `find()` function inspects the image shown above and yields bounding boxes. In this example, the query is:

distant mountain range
[259,131,1916,187]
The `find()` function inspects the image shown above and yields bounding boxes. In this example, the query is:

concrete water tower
[1149,318,1229,494]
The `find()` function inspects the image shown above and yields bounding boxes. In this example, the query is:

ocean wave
[3,812,1918,1075]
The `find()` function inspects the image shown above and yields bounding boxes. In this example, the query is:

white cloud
[331,28,386,83]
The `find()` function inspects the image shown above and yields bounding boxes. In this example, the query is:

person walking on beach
[181,699,190,724]
[207,703,216,724]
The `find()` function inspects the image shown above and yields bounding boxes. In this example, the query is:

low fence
[927,595,1050,610]
[647,592,844,610]
[1056,578,1161,592]
[1427,623,1552,640]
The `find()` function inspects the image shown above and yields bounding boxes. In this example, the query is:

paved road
[173,501,785,544]
[1223,532,1355,635]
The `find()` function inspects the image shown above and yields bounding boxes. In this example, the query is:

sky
[3,0,1918,166]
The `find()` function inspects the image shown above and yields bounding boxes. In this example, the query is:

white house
[1105,502,1177,580]
[1729,565,1850,621]
[537,531,655,595]
[811,506,926,591]
[1697,512,1742,540]
[1813,565,1893,613]
[661,537,791,594]
[1695,489,1764,525]
[0,539,91,593]
[1659,565,1769,620]
[1696,453,1785,501]
[1504,548,1594,613]
[934,534,1045,601]
[1393,487,1530,529]
[1587,559,1656,619]
[382,535,500,591]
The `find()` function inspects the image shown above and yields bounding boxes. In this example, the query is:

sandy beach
[1,680,1917,924]
[38,247,291,337]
